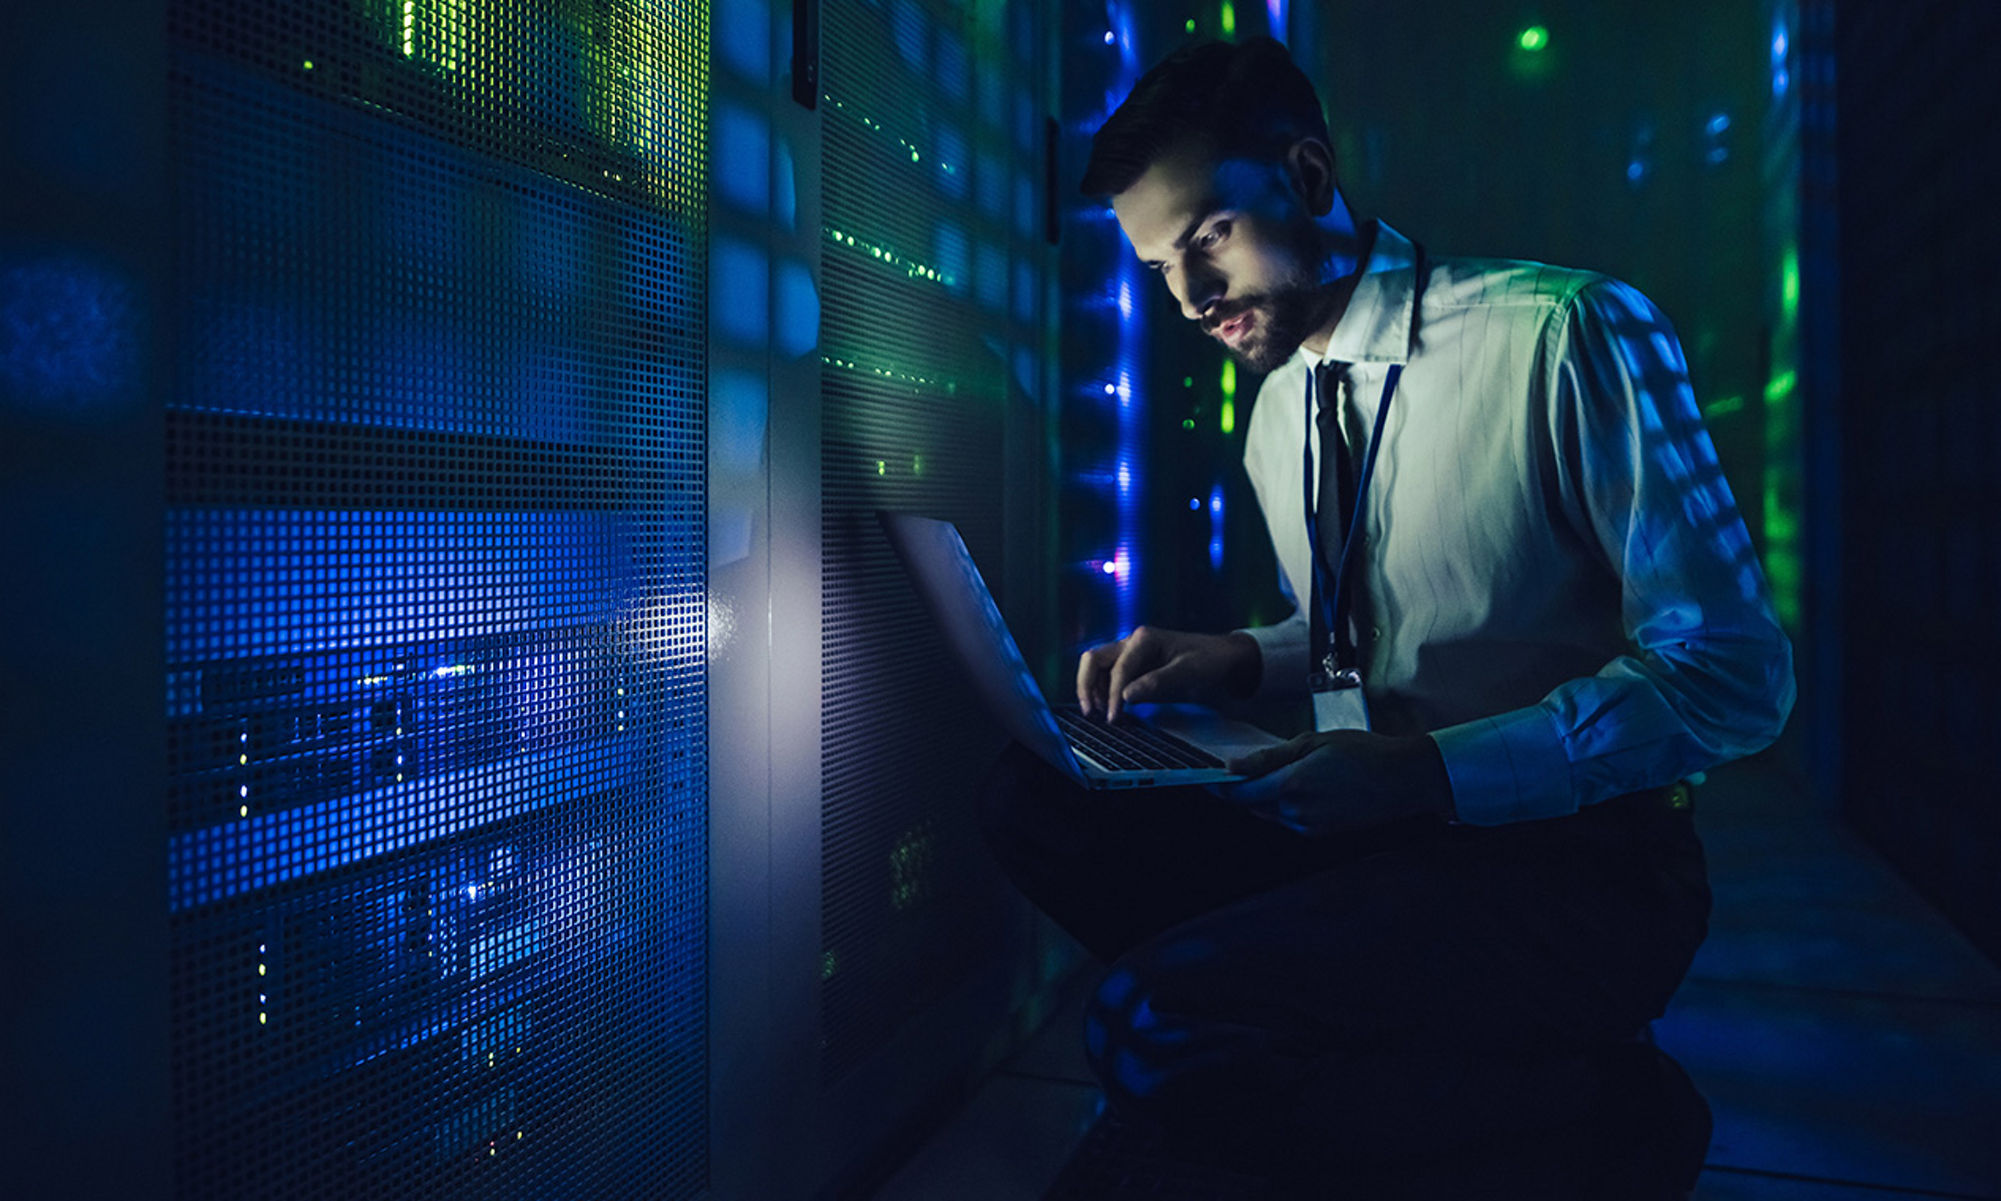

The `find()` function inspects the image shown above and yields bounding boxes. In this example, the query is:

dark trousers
[979,743,1711,1165]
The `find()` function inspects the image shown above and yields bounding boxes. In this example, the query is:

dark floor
[869,762,2001,1200]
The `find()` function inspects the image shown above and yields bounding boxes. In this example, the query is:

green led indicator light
[1219,0,1235,39]
[1219,359,1237,435]
[1182,418,1196,430]
[1185,17,1196,33]
[1519,25,1549,52]
[302,59,315,70]
[1763,369,1797,403]
[876,460,887,476]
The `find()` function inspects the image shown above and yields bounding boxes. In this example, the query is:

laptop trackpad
[1129,702,1284,761]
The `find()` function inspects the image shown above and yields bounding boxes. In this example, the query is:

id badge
[1311,667,1373,732]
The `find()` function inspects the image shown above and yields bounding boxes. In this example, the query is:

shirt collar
[1300,219,1419,369]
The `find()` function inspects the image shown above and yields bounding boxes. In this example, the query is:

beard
[1206,285,1332,374]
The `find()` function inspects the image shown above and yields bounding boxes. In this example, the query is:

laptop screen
[877,512,1080,780]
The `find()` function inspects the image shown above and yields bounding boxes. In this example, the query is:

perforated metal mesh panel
[1831,0,2001,963]
[818,0,1051,1081]
[163,1,707,1197]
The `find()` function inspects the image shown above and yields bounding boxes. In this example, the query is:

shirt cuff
[1233,621,1309,698]
[1428,706,1577,826]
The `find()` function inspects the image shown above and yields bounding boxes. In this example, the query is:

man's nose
[1177,261,1225,322]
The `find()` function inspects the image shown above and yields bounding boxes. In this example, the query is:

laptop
[878,512,1284,789]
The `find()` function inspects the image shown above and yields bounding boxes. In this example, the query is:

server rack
[6,0,712,1196]
[705,1,1068,1196]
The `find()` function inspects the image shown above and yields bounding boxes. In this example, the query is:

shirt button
[1369,626,1382,641]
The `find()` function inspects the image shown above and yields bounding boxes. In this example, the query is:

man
[981,37,1794,1198]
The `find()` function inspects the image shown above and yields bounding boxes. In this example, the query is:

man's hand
[1223,730,1455,835]
[1075,626,1261,722]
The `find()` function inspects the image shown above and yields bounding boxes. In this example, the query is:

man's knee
[1083,932,1267,1125]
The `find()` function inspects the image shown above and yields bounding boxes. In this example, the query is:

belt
[1440,781,1698,835]
[1591,780,1697,820]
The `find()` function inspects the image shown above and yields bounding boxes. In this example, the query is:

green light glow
[1762,231,1804,630]
[1185,17,1196,34]
[1519,25,1549,52]
[828,97,960,184]
[1702,394,1745,418]
[1182,418,1196,430]
[825,227,955,287]
[1220,1,1235,39]
[1219,359,1236,435]
[1763,361,1803,628]
[822,354,945,390]
[821,951,838,981]
[889,824,936,911]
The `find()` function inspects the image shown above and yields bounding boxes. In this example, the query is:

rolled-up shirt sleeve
[1430,278,1796,825]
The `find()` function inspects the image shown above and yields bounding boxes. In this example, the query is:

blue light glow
[166,510,635,662]
[0,255,140,417]
[1771,18,1790,97]
[713,236,769,343]
[1208,484,1225,571]
[169,743,638,910]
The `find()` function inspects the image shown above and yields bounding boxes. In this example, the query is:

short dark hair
[1080,38,1331,198]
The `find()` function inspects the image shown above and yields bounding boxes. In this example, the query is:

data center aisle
[869,761,2001,1200]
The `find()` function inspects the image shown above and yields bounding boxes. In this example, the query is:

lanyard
[1300,245,1425,683]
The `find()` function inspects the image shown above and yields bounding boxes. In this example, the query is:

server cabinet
[8,0,712,1197]
[705,0,1067,1197]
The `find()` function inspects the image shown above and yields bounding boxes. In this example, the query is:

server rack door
[704,0,1065,1196]
[814,0,1062,1188]
[160,1,709,1197]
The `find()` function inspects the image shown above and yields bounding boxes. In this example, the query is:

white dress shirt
[1236,221,1796,826]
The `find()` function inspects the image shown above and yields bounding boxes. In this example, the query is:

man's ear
[1283,138,1337,216]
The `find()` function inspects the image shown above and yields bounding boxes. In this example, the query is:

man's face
[1111,143,1331,373]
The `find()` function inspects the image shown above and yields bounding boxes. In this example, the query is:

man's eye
[1198,220,1232,248]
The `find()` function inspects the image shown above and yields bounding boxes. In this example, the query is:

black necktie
[1313,361,1361,670]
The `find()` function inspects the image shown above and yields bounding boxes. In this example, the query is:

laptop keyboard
[1054,707,1226,773]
